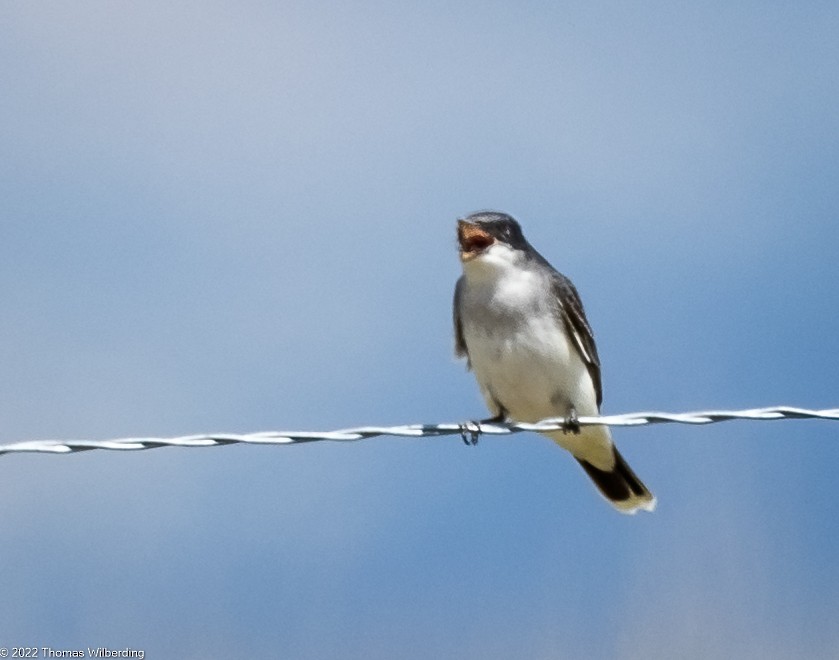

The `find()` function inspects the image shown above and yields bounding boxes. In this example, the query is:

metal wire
[0,406,837,457]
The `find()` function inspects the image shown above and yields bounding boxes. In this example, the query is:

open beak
[457,220,495,261]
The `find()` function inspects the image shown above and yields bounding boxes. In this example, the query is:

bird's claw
[562,408,581,435]
[459,413,508,445]
[459,421,481,446]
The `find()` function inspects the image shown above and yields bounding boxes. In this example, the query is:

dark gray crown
[462,211,528,250]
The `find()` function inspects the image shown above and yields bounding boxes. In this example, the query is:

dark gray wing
[453,276,470,366]
[552,273,603,407]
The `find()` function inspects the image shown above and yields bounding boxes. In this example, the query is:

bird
[452,211,656,514]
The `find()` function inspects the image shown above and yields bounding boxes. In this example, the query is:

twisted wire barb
[1,406,837,458]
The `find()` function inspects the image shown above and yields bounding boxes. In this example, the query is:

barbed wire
[0,406,836,458]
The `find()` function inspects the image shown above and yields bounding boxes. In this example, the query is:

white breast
[459,263,599,423]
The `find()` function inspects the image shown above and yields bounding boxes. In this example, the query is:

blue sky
[2,1,839,658]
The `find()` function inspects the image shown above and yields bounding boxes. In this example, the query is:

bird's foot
[459,413,507,446]
[459,421,481,446]
[562,408,581,435]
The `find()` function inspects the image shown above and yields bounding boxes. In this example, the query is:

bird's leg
[562,407,581,435]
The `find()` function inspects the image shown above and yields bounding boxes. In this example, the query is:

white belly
[463,313,599,423]
[457,264,614,469]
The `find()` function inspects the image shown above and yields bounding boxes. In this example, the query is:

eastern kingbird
[453,211,656,514]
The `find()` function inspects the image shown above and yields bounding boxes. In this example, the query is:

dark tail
[576,446,656,514]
